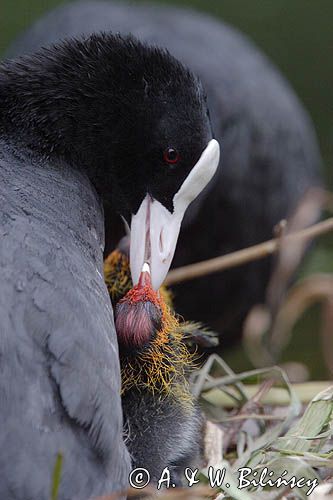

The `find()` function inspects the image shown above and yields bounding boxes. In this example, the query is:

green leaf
[50,453,63,500]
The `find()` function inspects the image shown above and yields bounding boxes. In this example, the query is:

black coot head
[0,33,220,289]
[102,38,213,218]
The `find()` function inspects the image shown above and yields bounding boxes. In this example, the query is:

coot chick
[0,34,219,499]
[6,0,322,344]
[105,249,202,485]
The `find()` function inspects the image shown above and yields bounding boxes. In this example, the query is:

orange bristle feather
[104,249,132,304]
[104,248,196,404]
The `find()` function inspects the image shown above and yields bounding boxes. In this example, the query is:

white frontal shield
[130,139,220,290]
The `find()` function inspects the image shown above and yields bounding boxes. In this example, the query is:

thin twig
[165,218,333,286]
[202,381,333,408]
[219,413,283,422]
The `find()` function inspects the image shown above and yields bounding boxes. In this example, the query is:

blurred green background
[1,0,332,378]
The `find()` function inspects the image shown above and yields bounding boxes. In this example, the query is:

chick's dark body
[0,34,212,499]
[122,391,202,485]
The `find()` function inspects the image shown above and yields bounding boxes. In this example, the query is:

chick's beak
[130,138,220,290]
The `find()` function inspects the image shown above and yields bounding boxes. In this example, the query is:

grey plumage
[0,141,130,499]
[7,0,322,341]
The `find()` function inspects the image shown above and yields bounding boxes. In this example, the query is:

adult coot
[6,0,322,344]
[0,33,219,499]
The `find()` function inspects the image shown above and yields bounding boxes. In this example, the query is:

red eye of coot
[163,147,180,165]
